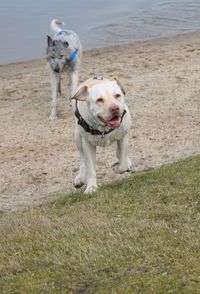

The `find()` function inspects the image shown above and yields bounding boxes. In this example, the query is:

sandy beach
[0,32,200,211]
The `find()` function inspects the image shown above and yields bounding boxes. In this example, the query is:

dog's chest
[84,127,125,147]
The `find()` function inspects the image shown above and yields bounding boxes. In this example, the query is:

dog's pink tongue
[107,118,120,128]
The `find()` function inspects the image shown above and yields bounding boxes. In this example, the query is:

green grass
[0,156,200,294]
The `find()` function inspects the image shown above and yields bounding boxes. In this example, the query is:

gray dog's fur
[46,19,82,120]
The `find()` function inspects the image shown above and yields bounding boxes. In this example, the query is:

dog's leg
[113,134,132,174]
[49,71,60,120]
[69,70,79,99]
[58,78,61,96]
[74,129,86,188]
[82,138,97,194]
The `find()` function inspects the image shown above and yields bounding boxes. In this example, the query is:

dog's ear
[47,35,53,47]
[112,77,125,95]
[71,85,88,101]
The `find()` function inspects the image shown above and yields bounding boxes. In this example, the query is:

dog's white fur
[47,19,82,120]
[50,19,65,33]
[72,77,132,194]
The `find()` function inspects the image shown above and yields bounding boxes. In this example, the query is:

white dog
[46,19,82,120]
[71,76,132,194]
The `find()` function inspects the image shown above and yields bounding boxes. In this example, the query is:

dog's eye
[96,98,104,104]
[114,94,121,99]
[51,56,55,59]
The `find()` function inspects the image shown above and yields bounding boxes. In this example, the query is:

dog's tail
[50,19,65,33]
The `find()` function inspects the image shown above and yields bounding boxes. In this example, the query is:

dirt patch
[0,32,200,211]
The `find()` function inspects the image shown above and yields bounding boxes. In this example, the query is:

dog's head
[46,35,72,72]
[72,77,126,128]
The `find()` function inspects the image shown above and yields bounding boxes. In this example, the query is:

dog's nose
[109,104,120,113]
[54,66,60,73]
[53,63,60,73]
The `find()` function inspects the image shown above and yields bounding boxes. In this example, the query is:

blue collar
[69,49,78,62]
[55,29,69,36]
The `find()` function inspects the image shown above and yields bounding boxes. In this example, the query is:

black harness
[75,100,126,138]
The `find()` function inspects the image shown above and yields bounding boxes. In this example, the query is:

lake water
[1,0,200,64]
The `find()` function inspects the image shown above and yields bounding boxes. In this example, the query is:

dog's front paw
[74,176,85,188]
[84,185,97,194]
[49,114,57,121]
[112,159,132,174]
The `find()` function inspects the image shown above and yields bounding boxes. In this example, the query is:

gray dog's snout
[54,65,60,73]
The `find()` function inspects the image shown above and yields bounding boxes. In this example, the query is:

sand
[0,32,200,211]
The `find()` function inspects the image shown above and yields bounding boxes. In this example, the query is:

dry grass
[0,156,200,293]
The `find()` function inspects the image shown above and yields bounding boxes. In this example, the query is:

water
[1,0,200,64]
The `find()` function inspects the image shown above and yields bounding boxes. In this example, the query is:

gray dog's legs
[49,71,61,120]
[69,70,79,99]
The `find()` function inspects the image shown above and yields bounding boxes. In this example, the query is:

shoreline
[1,30,200,67]
[0,31,200,211]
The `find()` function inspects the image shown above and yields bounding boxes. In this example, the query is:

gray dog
[46,19,82,120]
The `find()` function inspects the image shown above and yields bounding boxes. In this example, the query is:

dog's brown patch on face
[112,77,126,95]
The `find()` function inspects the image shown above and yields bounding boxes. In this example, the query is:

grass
[0,156,200,293]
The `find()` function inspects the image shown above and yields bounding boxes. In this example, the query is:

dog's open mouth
[107,116,121,128]
[97,114,121,128]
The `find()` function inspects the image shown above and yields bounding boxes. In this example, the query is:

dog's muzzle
[53,65,60,73]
